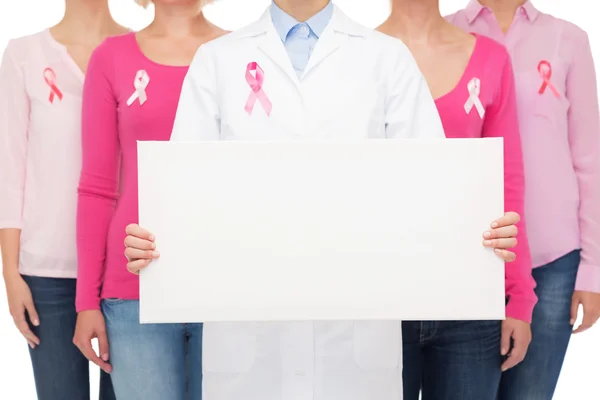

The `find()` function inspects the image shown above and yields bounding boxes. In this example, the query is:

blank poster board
[138,139,505,323]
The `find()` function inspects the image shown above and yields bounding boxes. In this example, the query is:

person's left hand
[500,317,531,371]
[483,211,520,262]
[571,290,600,334]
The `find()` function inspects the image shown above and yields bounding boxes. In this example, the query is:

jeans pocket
[353,321,401,371]
[102,298,125,306]
[203,322,257,373]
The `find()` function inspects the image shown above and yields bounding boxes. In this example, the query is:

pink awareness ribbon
[126,70,150,106]
[244,62,272,116]
[43,67,63,103]
[464,77,485,119]
[537,60,560,97]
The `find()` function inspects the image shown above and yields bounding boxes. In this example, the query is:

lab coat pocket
[322,79,383,139]
[353,321,401,370]
[203,322,257,373]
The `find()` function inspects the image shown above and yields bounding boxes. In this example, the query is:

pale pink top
[0,30,85,278]
[435,34,536,322]
[448,1,600,293]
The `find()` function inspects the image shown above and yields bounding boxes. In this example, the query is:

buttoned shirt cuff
[575,262,600,293]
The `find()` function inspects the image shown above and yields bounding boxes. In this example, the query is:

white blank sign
[138,139,505,323]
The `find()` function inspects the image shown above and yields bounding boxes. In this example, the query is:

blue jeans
[102,299,203,400]
[498,250,580,400]
[22,275,115,400]
[402,320,503,400]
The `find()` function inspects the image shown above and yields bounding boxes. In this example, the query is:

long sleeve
[567,32,600,293]
[384,45,445,139]
[0,42,29,229]
[76,41,120,312]
[483,51,537,322]
[170,44,220,142]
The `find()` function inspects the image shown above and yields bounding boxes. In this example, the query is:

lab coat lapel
[302,6,361,78]
[242,9,300,89]
[257,29,301,88]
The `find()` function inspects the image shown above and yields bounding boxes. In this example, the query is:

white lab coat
[170,5,445,400]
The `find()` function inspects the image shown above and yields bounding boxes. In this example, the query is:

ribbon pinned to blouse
[127,70,150,106]
[464,77,485,119]
[44,67,63,104]
[537,60,560,97]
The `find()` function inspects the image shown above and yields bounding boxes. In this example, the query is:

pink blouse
[435,34,537,322]
[449,1,600,293]
[0,30,85,278]
[76,33,189,311]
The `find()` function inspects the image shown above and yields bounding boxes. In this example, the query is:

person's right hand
[5,273,40,349]
[124,223,159,275]
[500,317,531,371]
[73,310,112,373]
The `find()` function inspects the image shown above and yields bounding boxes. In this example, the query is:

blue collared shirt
[270,1,334,77]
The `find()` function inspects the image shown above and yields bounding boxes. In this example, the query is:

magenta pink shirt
[435,34,536,322]
[448,1,600,293]
[76,33,188,311]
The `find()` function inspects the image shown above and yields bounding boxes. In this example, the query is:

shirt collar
[271,1,334,41]
[464,0,486,23]
[465,0,539,24]
[520,1,540,21]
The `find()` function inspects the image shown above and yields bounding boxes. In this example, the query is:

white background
[0,0,598,398]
